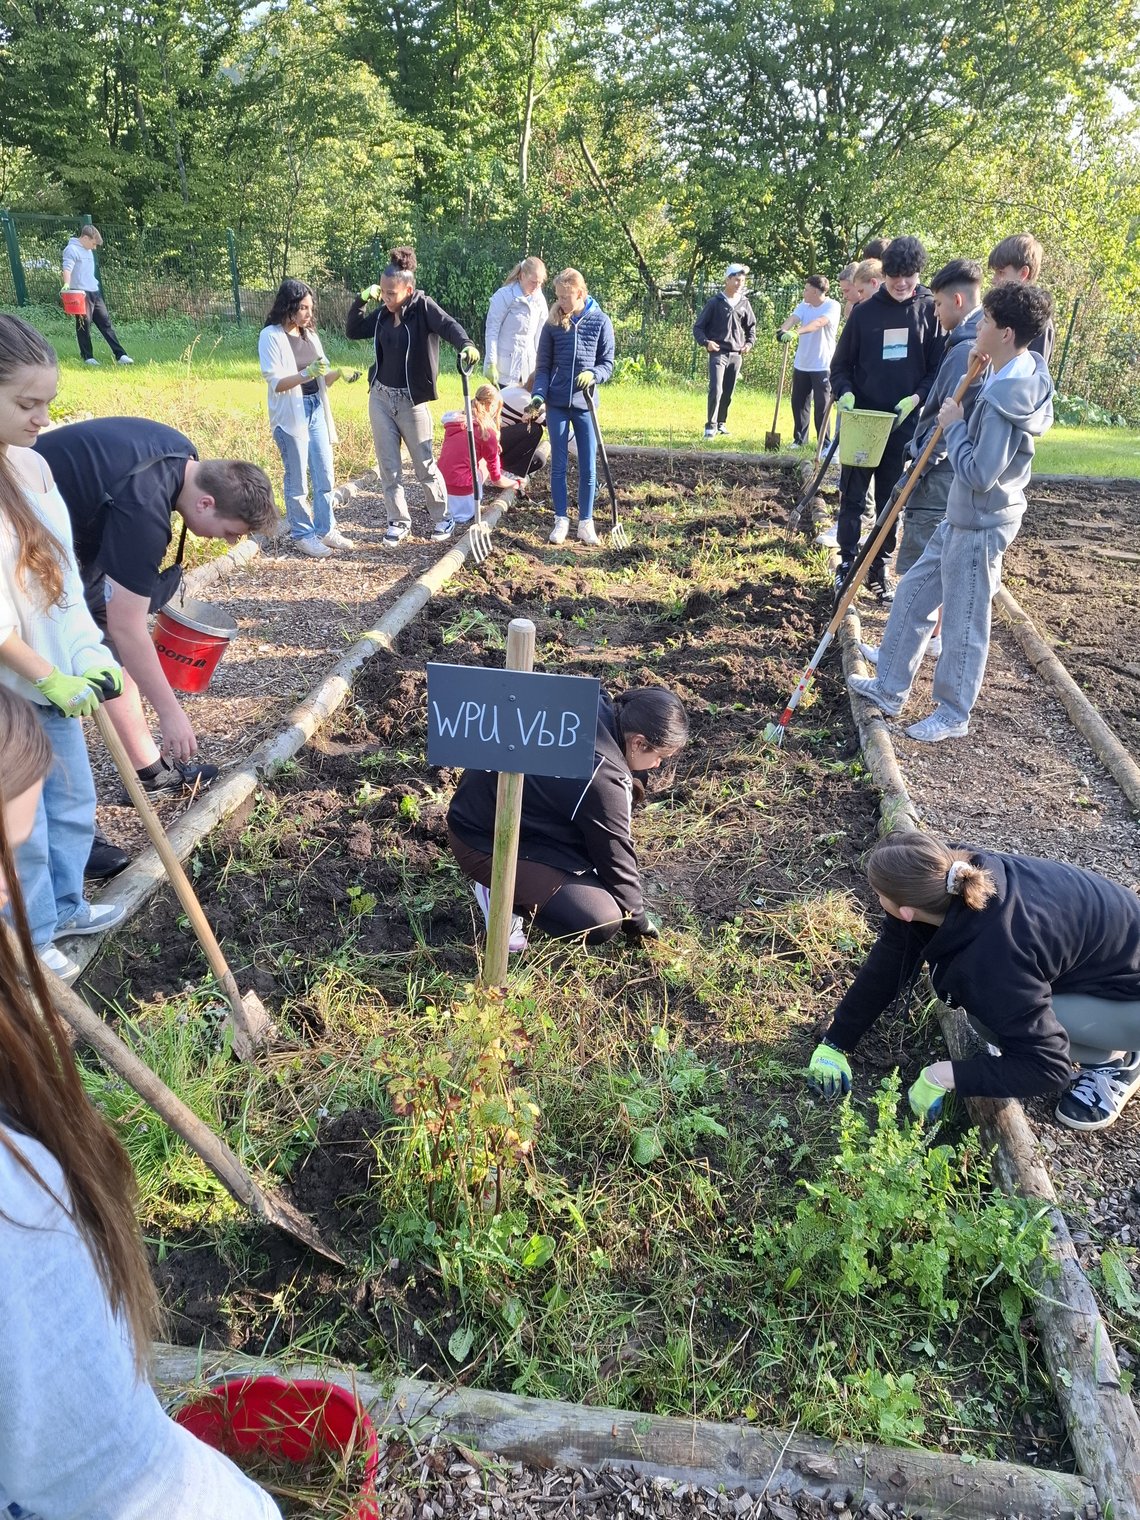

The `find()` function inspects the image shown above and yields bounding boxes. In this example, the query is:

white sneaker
[296,536,333,557]
[431,518,456,542]
[717,423,729,436]
[576,519,600,546]
[472,883,527,954]
[383,522,411,546]
[54,901,128,939]
[549,518,569,544]
[39,943,81,983]
[815,525,839,548]
[858,641,879,667]
[703,425,716,440]
[847,673,905,716]
[84,358,100,366]
[322,528,354,550]
[117,354,134,365]
[928,634,942,659]
[904,710,969,743]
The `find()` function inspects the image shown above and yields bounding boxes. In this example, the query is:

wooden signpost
[426,618,600,986]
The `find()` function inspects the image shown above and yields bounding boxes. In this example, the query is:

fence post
[226,229,242,323]
[0,210,28,306]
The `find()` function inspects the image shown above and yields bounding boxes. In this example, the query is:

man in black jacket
[693,264,757,440]
[830,236,945,601]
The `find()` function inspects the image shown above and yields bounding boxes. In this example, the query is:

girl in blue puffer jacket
[529,269,615,547]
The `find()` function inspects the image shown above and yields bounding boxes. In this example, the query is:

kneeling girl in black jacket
[447,688,688,948]
[807,832,1140,1131]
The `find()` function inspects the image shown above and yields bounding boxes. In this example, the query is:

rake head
[468,522,493,564]
[610,520,630,548]
[762,721,787,747]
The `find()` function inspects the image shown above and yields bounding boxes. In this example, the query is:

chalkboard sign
[427,664,601,779]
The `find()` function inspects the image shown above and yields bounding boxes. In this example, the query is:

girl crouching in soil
[0,688,281,1519]
[447,687,688,952]
[808,832,1140,1131]
[436,383,520,528]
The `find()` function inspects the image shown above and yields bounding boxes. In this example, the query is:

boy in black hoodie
[693,264,757,439]
[830,236,945,601]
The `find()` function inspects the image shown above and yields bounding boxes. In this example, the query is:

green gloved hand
[359,284,382,303]
[459,344,480,371]
[908,1067,951,1122]
[776,329,794,344]
[81,659,123,702]
[625,910,661,940]
[486,359,500,386]
[575,369,595,391]
[894,394,918,422]
[837,392,856,412]
[304,358,331,379]
[35,667,101,717]
[806,1040,852,1099]
[525,394,545,417]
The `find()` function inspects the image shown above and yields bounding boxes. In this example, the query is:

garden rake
[458,351,493,564]
[583,383,629,546]
[763,354,985,746]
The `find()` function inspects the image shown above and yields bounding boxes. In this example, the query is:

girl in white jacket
[483,257,548,387]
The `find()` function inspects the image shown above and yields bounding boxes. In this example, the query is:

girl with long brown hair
[807,833,1140,1132]
[0,688,281,1517]
[0,313,126,984]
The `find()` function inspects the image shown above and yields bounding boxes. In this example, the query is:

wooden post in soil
[482,618,536,989]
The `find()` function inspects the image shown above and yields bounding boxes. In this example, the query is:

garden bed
[84,465,1070,1470]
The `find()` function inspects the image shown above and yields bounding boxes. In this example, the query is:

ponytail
[866,834,997,915]
[0,315,67,610]
[472,384,503,438]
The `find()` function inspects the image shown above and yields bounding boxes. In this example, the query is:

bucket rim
[156,597,238,639]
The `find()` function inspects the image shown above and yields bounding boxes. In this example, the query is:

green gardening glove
[35,667,101,717]
[359,284,382,303]
[894,394,919,422]
[525,394,545,417]
[459,344,480,371]
[908,1067,951,1122]
[776,329,794,344]
[80,658,123,702]
[837,392,856,412]
[575,369,595,391]
[304,358,331,379]
[486,359,500,386]
[806,1040,852,1100]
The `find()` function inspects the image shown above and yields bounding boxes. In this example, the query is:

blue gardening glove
[575,369,595,391]
[81,658,123,702]
[777,329,794,344]
[908,1067,951,1122]
[806,1040,852,1100]
[459,344,480,370]
[359,284,382,302]
[35,667,101,717]
[836,392,856,412]
[894,394,919,422]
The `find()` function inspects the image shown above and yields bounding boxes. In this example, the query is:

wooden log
[152,1345,1094,1518]
[482,618,536,987]
[841,607,922,835]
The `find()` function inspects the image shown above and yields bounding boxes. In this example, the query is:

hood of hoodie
[983,351,1054,437]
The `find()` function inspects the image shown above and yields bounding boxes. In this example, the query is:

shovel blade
[765,431,781,451]
[251,1183,347,1266]
[227,990,275,1064]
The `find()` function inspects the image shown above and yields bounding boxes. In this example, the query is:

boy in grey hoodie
[848,283,1054,743]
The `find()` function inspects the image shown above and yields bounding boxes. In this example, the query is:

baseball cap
[725,262,750,279]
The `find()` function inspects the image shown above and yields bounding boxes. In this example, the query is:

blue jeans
[547,405,597,521]
[273,394,336,542]
[12,707,97,948]
[874,516,1021,727]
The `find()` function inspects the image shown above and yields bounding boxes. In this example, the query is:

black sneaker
[85,829,130,881]
[1055,1053,1140,1131]
[132,758,219,798]
[834,559,854,600]
[867,561,896,604]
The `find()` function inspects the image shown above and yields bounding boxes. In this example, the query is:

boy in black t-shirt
[829,236,945,602]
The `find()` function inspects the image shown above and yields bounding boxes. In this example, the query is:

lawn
[33,308,1140,486]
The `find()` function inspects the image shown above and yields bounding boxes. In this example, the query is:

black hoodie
[829,285,945,423]
[447,694,649,928]
[826,849,1140,1099]
[345,289,471,404]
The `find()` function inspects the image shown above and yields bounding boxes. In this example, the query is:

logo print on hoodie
[882,327,909,362]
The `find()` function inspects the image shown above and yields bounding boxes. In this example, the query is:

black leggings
[449,829,623,945]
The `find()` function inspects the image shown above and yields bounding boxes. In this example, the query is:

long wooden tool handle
[93,707,236,995]
[829,353,985,637]
[771,345,790,432]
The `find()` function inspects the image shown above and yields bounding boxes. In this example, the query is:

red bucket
[61,289,87,316]
[173,1374,380,1519]
[153,596,238,694]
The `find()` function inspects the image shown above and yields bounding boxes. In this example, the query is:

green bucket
[837,408,896,468]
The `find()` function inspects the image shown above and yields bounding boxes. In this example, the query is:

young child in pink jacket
[436,384,519,528]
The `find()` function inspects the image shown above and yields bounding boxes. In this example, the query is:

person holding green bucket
[829,236,945,603]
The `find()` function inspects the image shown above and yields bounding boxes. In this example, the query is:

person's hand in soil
[159,703,198,763]
[806,1040,851,1099]
[908,1063,953,1121]
[625,910,661,941]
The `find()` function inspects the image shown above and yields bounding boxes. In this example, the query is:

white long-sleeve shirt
[483,282,548,385]
[0,1124,282,1520]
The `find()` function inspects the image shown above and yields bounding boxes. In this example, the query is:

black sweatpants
[837,425,911,564]
[75,293,126,362]
[449,829,624,945]
[706,351,742,428]
[791,368,831,445]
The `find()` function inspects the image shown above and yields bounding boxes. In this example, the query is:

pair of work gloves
[806,1039,950,1120]
[835,393,919,424]
[527,371,595,416]
[35,660,123,719]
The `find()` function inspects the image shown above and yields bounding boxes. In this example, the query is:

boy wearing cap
[778,275,842,446]
[693,264,757,439]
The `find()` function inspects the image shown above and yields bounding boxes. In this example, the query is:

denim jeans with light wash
[272,393,336,543]
[367,383,447,526]
[12,707,97,948]
[873,515,1021,727]
[547,404,596,520]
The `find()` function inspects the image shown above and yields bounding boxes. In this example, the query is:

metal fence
[1,209,1134,418]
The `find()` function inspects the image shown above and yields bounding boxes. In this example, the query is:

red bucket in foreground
[61,289,87,315]
[153,596,238,694]
[173,1374,380,1519]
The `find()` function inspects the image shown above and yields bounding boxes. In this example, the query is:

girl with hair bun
[347,246,480,547]
[807,834,1140,1131]
[447,686,688,950]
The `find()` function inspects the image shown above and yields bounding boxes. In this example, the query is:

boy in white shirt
[778,275,842,446]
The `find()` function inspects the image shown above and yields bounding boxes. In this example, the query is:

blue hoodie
[944,351,1054,529]
[906,305,984,473]
[532,297,615,410]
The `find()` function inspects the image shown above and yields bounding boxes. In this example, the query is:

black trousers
[837,425,910,563]
[791,368,831,445]
[706,351,742,427]
[500,422,550,479]
[74,293,126,362]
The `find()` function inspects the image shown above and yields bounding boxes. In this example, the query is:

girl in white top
[0,687,282,1520]
[483,257,548,387]
[258,279,351,558]
[0,315,126,982]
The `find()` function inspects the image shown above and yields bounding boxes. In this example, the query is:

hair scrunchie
[945,860,970,894]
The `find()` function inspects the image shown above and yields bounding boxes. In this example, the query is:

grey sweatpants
[368,383,447,526]
[970,994,1140,1067]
